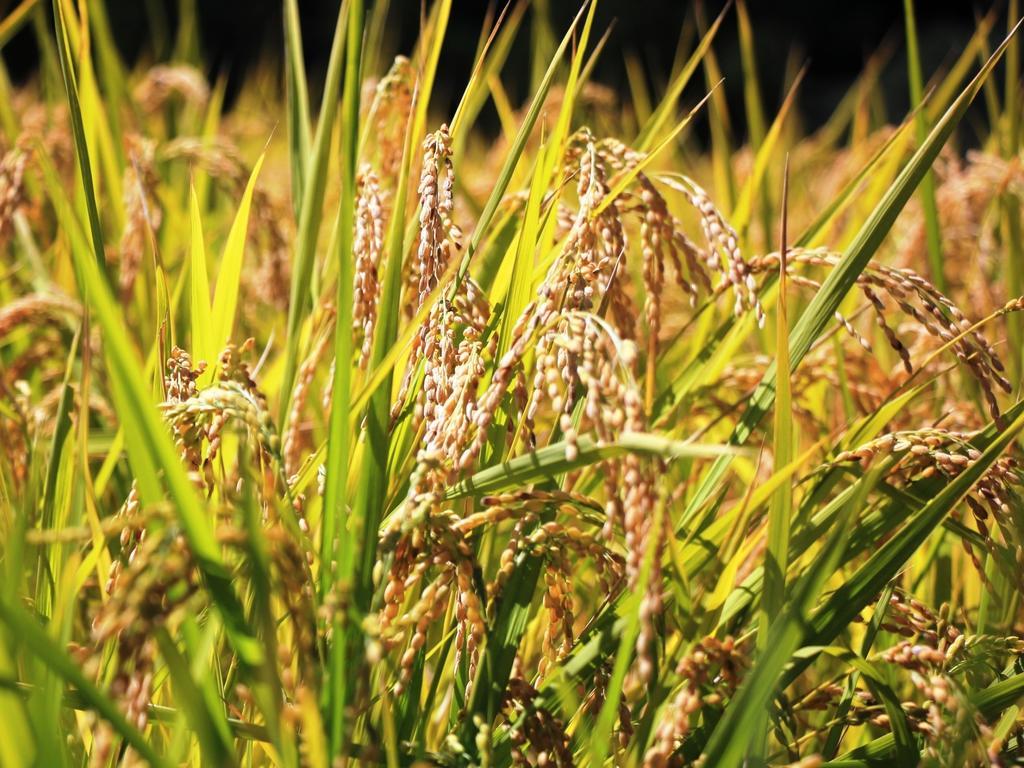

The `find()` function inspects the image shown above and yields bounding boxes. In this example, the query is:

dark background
[0,0,1006,134]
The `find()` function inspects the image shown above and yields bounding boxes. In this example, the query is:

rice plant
[4,0,1024,765]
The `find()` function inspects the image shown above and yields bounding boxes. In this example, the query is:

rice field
[3,0,1024,765]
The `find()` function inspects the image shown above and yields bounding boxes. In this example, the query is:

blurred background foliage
[0,0,1003,136]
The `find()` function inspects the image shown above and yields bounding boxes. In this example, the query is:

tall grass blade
[188,184,213,364]
[635,3,729,152]
[321,0,363,755]
[51,0,107,284]
[903,0,944,292]
[284,0,312,217]
[279,0,351,425]
[208,154,264,372]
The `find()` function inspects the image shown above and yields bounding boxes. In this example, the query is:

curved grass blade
[634,2,729,152]
[730,68,805,237]
[0,0,38,49]
[51,0,107,285]
[188,184,213,365]
[444,433,744,500]
[207,154,265,376]
[450,1,526,150]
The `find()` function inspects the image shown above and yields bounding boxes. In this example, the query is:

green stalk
[279,0,351,428]
[904,0,945,292]
[51,0,108,286]
[322,0,363,754]
[331,0,451,752]
[284,0,312,217]
[762,162,792,634]
[1002,0,1023,380]
[753,161,792,759]
[736,0,773,250]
